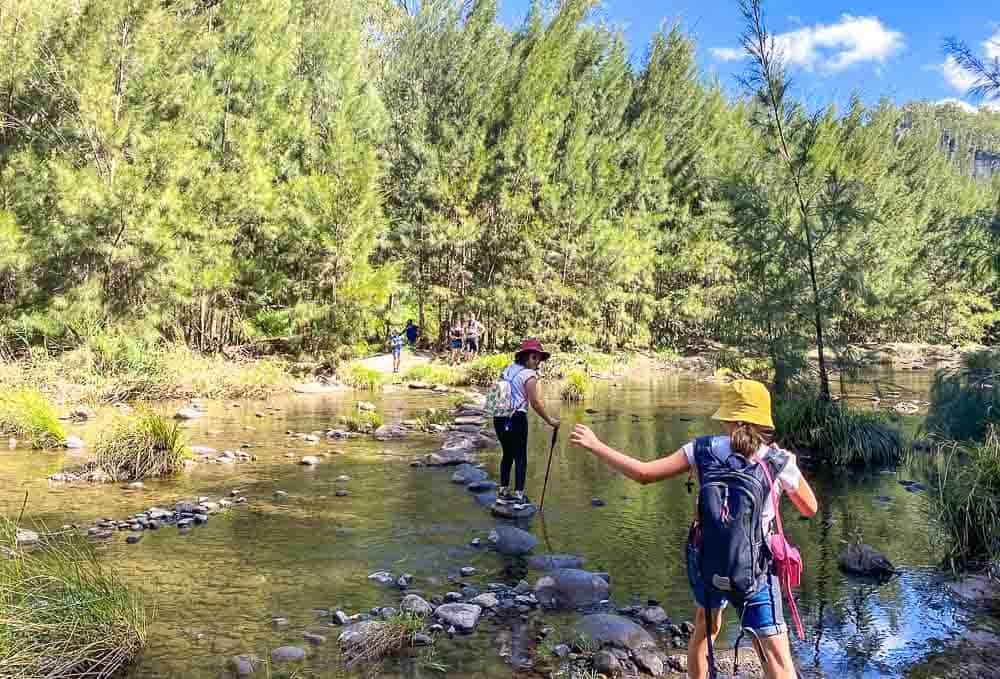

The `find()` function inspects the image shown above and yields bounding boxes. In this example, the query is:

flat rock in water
[175,408,205,420]
[292,382,341,394]
[839,543,895,578]
[368,571,396,586]
[453,416,487,426]
[467,479,497,492]
[270,646,306,663]
[190,445,217,456]
[489,525,537,556]
[434,603,482,632]
[470,593,499,608]
[15,528,40,547]
[475,491,498,506]
[491,502,538,519]
[425,450,476,466]
[400,594,434,616]
[408,381,431,390]
[528,554,586,571]
[300,456,321,466]
[64,436,85,449]
[451,464,488,484]
[374,425,408,441]
[574,614,656,652]
[535,569,611,609]
[356,401,377,412]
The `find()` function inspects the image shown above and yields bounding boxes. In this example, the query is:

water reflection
[0,369,979,678]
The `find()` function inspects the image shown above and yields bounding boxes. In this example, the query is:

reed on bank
[0,388,66,449]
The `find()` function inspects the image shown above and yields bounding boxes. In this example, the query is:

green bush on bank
[925,350,1000,441]
[466,354,509,387]
[339,363,387,391]
[344,410,384,433]
[927,429,1000,571]
[402,364,463,386]
[0,519,148,676]
[560,370,592,402]
[774,396,902,468]
[93,411,190,481]
[0,389,66,449]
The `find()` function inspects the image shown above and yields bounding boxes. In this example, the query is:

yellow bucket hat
[712,379,774,429]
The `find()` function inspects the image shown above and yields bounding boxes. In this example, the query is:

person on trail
[405,319,420,348]
[387,330,404,374]
[465,315,485,360]
[571,380,818,679]
[494,339,560,510]
[449,320,464,366]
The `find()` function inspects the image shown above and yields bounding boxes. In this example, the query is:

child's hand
[571,424,600,451]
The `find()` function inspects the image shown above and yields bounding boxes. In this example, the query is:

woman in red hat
[494,338,560,510]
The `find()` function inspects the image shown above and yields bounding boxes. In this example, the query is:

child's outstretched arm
[572,424,690,485]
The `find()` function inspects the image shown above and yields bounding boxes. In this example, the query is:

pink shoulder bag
[759,454,805,640]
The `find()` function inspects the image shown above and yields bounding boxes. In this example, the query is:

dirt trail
[356,349,432,375]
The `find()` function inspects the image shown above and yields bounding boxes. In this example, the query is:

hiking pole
[539,425,560,511]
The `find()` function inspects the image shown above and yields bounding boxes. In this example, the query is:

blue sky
[498,1,1000,113]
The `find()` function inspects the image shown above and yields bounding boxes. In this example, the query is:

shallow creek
[1,368,993,678]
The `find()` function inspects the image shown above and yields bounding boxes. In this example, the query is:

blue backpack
[691,435,778,601]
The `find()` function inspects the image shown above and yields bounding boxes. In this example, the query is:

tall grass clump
[925,351,1000,441]
[341,613,424,667]
[927,429,1000,571]
[340,362,387,391]
[0,518,148,677]
[0,389,66,449]
[93,411,190,481]
[774,396,902,468]
[560,369,592,402]
[465,354,509,387]
[344,410,384,433]
[402,364,462,386]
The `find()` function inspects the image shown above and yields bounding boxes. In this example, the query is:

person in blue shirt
[387,331,404,373]
[404,319,420,348]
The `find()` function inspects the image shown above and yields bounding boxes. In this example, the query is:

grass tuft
[402,364,463,386]
[342,613,424,667]
[465,354,510,387]
[0,389,66,448]
[926,359,1000,442]
[339,363,387,391]
[344,410,384,433]
[93,410,190,481]
[560,369,592,402]
[0,517,148,676]
[774,396,902,468]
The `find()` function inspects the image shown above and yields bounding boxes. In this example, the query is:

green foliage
[93,410,190,481]
[417,408,452,428]
[465,354,510,387]
[0,518,148,676]
[926,351,1000,441]
[0,389,66,449]
[402,364,462,386]
[340,363,387,391]
[344,410,384,433]
[560,370,592,402]
[774,396,903,468]
[927,429,1000,570]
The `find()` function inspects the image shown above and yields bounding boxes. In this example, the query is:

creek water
[0,368,992,678]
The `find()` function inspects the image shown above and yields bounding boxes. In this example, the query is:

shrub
[560,369,592,402]
[0,518,148,677]
[417,408,452,427]
[774,396,902,468]
[465,354,509,387]
[927,429,1000,571]
[88,332,165,378]
[93,410,190,481]
[344,410,384,433]
[402,364,461,386]
[0,389,66,449]
[340,363,387,391]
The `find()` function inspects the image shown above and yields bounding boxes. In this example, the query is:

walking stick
[539,425,559,511]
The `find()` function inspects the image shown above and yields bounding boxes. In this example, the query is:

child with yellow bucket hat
[572,380,818,679]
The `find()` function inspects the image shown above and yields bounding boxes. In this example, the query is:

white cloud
[941,55,980,93]
[985,30,1000,61]
[709,15,904,72]
[709,47,744,61]
[935,98,978,114]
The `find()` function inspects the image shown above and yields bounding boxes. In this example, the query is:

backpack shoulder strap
[693,435,730,478]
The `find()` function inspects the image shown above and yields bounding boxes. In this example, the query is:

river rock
[575,614,656,652]
[126,533,143,545]
[368,571,396,586]
[408,381,431,390]
[466,479,497,492]
[64,435,86,449]
[453,416,487,426]
[15,528,40,547]
[594,650,622,676]
[401,594,434,617]
[339,621,385,649]
[356,401,377,412]
[534,569,610,609]
[471,593,499,608]
[176,501,197,514]
[491,502,538,519]
[374,425,408,441]
[271,646,306,663]
[274,490,289,500]
[425,450,476,466]
[639,605,669,625]
[489,526,537,556]
[434,603,482,632]
[300,456,321,466]
[528,554,585,571]
[474,491,497,506]
[633,648,665,676]
[175,408,205,420]
[226,654,261,676]
[452,464,488,484]
[838,543,895,578]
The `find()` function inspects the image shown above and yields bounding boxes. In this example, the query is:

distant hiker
[405,319,420,348]
[484,339,560,510]
[387,330,404,374]
[571,380,818,679]
[465,315,485,360]
[449,320,464,365]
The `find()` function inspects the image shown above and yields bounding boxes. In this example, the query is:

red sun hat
[515,338,551,361]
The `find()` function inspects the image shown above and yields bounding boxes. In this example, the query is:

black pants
[495,412,529,492]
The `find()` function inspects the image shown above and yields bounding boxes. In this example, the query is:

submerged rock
[466,479,497,492]
[452,463,488,484]
[300,456,321,466]
[175,408,205,420]
[270,646,306,663]
[839,543,895,578]
[534,569,610,609]
[368,571,395,586]
[226,654,261,676]
[64,436,85,449]
[489,526,537,556]
[574,614,656,652]
[401,594,434,617]
[15,528,40,547]
[434,603,482,632]
[528,554,586,571]
[374,425,408,441]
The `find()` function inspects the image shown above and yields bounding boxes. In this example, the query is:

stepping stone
[491,503,538,520]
